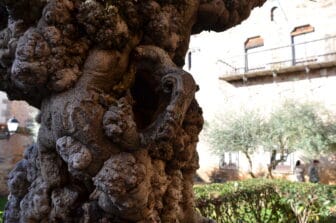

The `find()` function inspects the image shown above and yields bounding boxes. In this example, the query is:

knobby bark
[0,0,265,222]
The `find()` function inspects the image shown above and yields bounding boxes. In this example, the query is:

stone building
[0,92,37,195]
[0,91,9,124]
[186,0,336,183]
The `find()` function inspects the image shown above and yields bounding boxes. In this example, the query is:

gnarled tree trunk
[0,0,265,222]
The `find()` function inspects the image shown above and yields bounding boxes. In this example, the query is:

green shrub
[194,179,336,223]
[194,179,295,223]
[0,196,7,223]
[274,180,336,223]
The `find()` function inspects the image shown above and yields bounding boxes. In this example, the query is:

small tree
[263,100,336,177]
[206,111,264,178]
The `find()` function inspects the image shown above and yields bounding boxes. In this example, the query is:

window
[187,51,192,70]
[245,36,264,50]
[0,124,8,139]
[270,6,278,21]
[291,25,314,37]
[291,24,316,65]
[244,36,265,72]
[219,152,239,170]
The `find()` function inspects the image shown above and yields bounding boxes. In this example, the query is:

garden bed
[194,179,336,223]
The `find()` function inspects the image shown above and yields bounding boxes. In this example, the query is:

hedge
[194,179,336,223]
[0,196,6,223]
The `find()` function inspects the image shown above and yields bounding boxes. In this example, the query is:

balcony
[219,35,336,85]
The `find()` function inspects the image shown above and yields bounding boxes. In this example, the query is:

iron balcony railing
[219,35,336,77]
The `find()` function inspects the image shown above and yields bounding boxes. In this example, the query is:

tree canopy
[206,110,265,177]
[206,100,336,177]
[264,101,336,156]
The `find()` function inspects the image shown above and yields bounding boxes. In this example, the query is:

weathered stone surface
[0,0,265,222]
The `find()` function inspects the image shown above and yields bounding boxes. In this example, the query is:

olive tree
[0,0,265,222]
[263,101,336,178]
[206,111,265,178]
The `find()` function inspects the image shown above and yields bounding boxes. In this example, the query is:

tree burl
[0,0,265,222]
